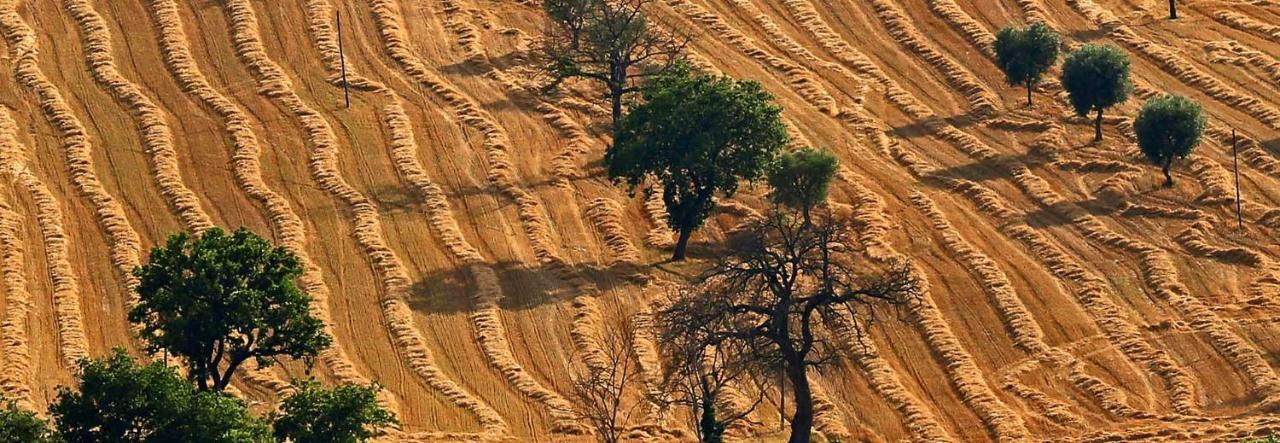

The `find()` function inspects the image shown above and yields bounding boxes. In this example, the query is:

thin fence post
[1233,128,1242,230]
[338,10,350,109]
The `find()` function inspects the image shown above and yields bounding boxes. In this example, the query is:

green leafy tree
[607,66,788,260]
[1060,44,1132,142]
[130,227,331,392]
[50,349,271,443]
[0,397,54,443]
[767,148,839,223]
[272,380,397,443]
[1134,94,1205,187]
[994,22,1060,106]
[540,0,688,125]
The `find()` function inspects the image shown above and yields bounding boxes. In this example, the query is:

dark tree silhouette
[767,148,839,224]
[994,22,1060,106]
[539,0,688,125]
[659,210,920,443]
[272,380,398,443]
[1134,94,1205,187]
[1061,44,1132,142]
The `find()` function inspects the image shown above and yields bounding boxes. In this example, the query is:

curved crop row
[997,359,1086,427]
[143,0,384,404]
[924,0,996,60]
[0,108,89,369]
[1173,219,1265,267]
[0,190,33,409]
[1067,0,1280,130]
[0,0,145,334]
[222,0,506,432]
[911,191,1149,421]
[788,1,1203,416]
[862,0,998,114]
[300,0,382,91]
[1206,40,1280,86]
[61,0,215,233]
[585,198,642,264]
[1211,10,1280,42]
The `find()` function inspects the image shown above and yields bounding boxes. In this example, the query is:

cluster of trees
[0,228,395,443]
[995,23,1205,187]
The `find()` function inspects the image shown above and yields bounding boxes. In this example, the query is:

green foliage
[1060,44,1132,141]
[1134,94,1205,187]
[994,22,1060,105]
[130,227,331,392]
[272,380,397,443]
[50,349,271,443]
[607,65,788,259]
[767,148,839,219]
[0,397,54,443]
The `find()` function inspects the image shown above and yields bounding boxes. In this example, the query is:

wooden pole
[337,11,350,109]
[1233,128,1243,230]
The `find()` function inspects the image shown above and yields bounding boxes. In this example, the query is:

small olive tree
[130,227,331,392]
[767,148,839,223]
[607,65,788,260]
[0,397,53,443]
[539,0,688,125]
[1061,44,1132,142]
[994,22,1060,106]
[272,380,398,443]
[1134,95,1205,187]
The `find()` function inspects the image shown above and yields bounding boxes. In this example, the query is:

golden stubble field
[0,0,1278,441]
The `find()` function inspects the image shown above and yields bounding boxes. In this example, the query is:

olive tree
[130,227,331,392]
[1061,44,1132,142]
[767,148,839,223]
[1134,94,1205,187]
[659,211,920,443]
[0,397,53,443]
[539,0,688,125]
[994,22,1060,106]
[50,349,271,443]
[272,380,398,443]
[606,66,788,260]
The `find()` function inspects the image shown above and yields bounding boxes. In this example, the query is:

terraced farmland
[0,0,1278,441]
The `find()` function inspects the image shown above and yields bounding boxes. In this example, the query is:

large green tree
[272,380,397,443]
[0,397,54,443]
[1134,94,1205,187]
[767,148,839,223]
[1061,44,1132,142]
[50,349,271,443]
[130,227,331,392]
[539,0,687,125]
[606,66,788,260]
[994,22,1060,106]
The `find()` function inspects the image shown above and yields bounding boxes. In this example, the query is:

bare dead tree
[651,319,767,443]
[538,0,689,125]
[566,321,649,443]
[659,209,921,443]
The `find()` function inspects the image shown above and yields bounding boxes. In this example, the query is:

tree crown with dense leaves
[0,397,54,443]
[767,148,839,219]
[50,349,271,443]
[1134,94,1205,186]
[606,65,788,259]
[129,227,331,392]
[1060,44,1132,117]
[272,380,397,443]
[994,22,1059,104]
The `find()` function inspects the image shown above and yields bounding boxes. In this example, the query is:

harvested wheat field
[1,0,1280,440]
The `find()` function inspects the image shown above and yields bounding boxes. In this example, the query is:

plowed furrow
[0,183,33,409]
[221,0,504,432]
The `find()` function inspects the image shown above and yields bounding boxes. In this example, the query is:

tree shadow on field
[921,152,1047,186]
[1021,196,1121,229]
[408,260,644,315]
[889,112,984,140]
[1068,28,1110,42]
[1262,138,1280,157]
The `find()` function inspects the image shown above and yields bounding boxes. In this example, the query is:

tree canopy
[539,0,687,124]
[130,227,331,392]
[1060,44,1132,142]
[50,349,271,443]
[0,397,53,443]
[606,65,788,260]
[767,148,839,222]
[272,380,397,443]
[1134,94,1205,187]
[994,22,1060,106]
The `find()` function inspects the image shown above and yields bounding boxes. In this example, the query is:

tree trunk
[1094,108,1104,142]
[610,87,624,128]
[1026,80,1034,107]
[1169,0,1177,19]
[786,365,813,443]
[1163,155,1174,187]
[672,224,694,261]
